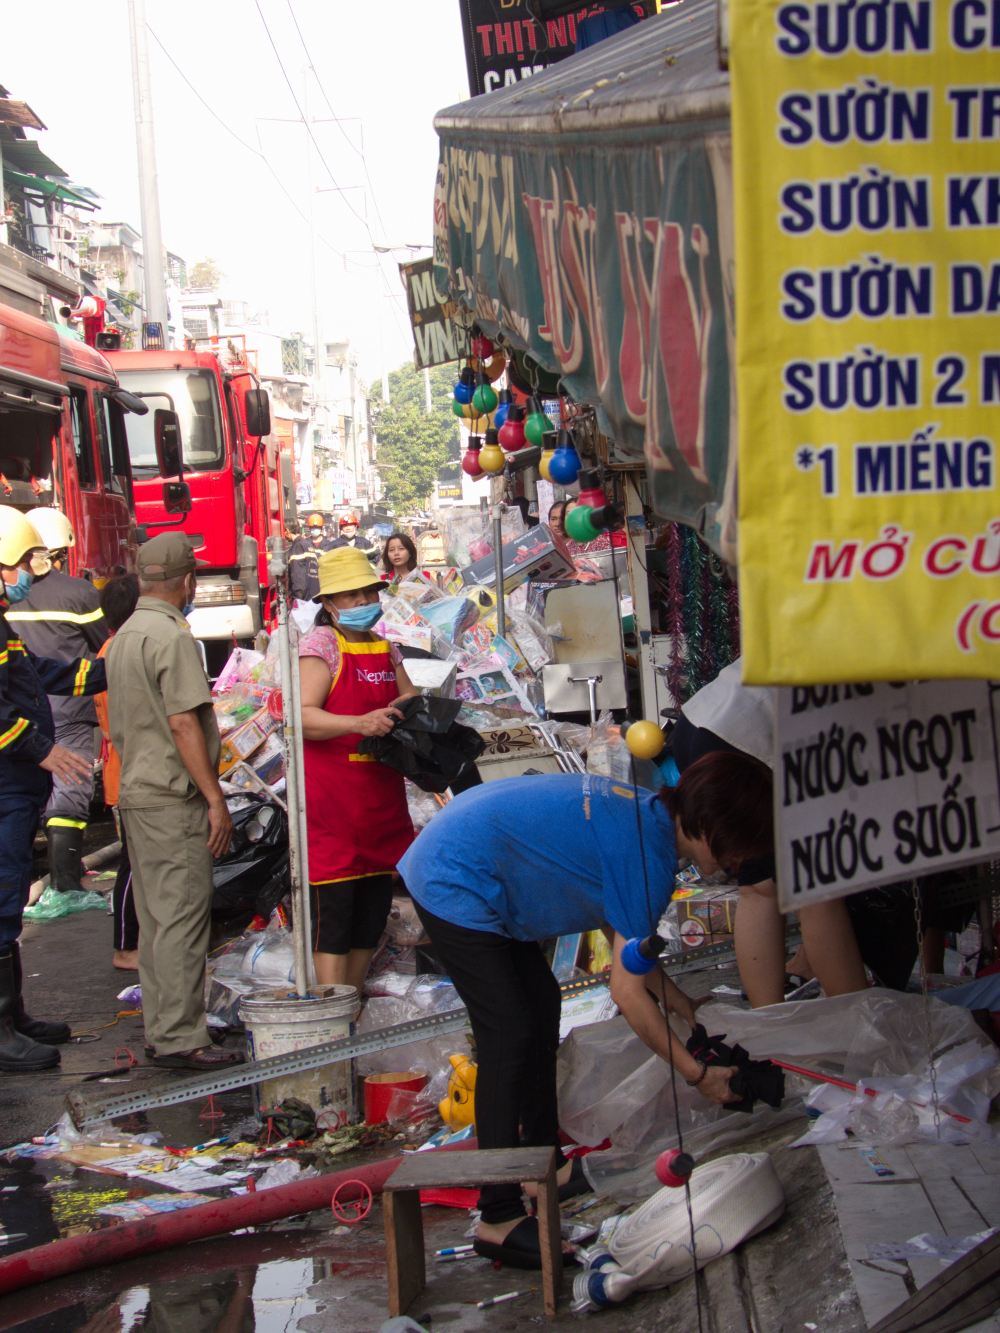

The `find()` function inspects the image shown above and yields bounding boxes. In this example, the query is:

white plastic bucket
[240,984,358,1127]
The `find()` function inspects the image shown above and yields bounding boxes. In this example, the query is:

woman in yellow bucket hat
[298,546,419,994]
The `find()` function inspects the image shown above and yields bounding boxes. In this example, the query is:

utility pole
[304,73,323,485]
[424,367,433,415]
[127,0,168,342]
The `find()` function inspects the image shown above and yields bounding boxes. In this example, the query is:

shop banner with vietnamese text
[775,680,1000,910]
[733,0,1000,683]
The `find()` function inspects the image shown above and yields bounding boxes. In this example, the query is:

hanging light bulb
[485,351,506,382]
[538,429,557,482]
[548,429,582,485]
[466,409,494,433]
[625,720,666,760]
[576,467,605,509]
[453,365,476,405]
[479,428,506,474]
[524,395,554,448]
[497,402,526,451]
[565,502,620,543]
[452,397,470,418]
[472,372,499,416]
[493,387,513,431]
[462,437,485,478]
[471,332,495,361]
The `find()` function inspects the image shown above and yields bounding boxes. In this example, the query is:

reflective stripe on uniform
[6,639,26,654]
[287,551,315,561]
[5,608,104,624]
[47,816,87,829]
[72,659,92,696]
[0,717,28,749]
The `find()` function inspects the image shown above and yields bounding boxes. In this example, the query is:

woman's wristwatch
[685,1062,708,1087]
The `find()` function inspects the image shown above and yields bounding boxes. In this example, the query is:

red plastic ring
[115,1047,136,1069]
[331,1179,372,1223]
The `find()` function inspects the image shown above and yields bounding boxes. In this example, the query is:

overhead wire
[146,25,379,272]
[253,0,411,344]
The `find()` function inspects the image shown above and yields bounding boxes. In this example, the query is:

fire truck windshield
[118,367,224,474]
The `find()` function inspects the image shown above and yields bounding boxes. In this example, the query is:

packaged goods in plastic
[557,990,998,1200]
[356,975,464,1080]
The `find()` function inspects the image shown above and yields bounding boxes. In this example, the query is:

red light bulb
[498,403,526,451]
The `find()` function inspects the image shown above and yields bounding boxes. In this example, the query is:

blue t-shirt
[398,773,677,942]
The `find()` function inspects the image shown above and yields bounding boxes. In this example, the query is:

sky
[4,0,469,385]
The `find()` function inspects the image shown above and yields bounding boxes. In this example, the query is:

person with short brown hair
[106,533,242,1071]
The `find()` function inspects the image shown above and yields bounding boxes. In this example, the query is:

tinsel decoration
[662,524,740,705]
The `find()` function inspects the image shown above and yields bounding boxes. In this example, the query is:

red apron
[303,631,414,883]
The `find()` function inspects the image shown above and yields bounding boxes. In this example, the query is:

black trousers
[112,822,138,953]
[417,904,567,1224]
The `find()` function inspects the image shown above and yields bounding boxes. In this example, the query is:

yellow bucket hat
[317,545,382,596]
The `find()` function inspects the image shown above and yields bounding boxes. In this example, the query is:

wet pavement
[2,816,868,1332]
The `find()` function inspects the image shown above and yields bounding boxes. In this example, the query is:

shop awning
[0,139,68,178]
[432,0,737,555]
[2,167,97,208]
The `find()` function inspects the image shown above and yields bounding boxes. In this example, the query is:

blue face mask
[3,569,33,603]
[336,601,382,631]
[182,603,196,618]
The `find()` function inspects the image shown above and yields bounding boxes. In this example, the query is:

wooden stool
[383,1146,563,1319]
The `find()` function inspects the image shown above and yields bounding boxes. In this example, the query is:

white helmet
[25,507,75,553]
[0,507,45,568]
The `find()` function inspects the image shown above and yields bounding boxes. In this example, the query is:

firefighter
[0,507,106,1072]
[331,512,376,560]
[9,508,107,893]
[288,512,333,603]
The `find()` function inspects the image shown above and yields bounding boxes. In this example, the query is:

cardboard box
[460,524,576,593]
[219,707,280,775]
[674,890,739,951]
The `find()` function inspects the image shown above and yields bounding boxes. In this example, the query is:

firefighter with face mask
[8,508,108,894]
[287,512,334,603]
[0,508,106,1072]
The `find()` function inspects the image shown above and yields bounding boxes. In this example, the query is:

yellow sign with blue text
[733,0,1000,683]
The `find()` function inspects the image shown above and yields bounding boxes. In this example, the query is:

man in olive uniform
[106,533,243,1071]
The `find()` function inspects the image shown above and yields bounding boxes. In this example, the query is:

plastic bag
[357,695,485,793]
[240,926,296,986]
[257,1158,319,1190]
[211,798,289,917]
[384,895,426,947]
[23,885,107,921]
[356,975,463,1078]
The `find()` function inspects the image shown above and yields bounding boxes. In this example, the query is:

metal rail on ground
[66,932,801,1128]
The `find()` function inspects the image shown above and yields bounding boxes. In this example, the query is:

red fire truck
[0,301,141,581]
[108,337,292,661]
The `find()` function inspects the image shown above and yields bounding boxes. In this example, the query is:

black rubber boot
[46,822,86,893]
[10,941,71,1044]
[0,952,60,1072]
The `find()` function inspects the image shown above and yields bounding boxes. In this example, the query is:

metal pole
[492,504,506,641]
[423,367,432,415]
[270,544,312,997]
[304,74,323,447]
[286,608,315,986]
[127,0,168,334]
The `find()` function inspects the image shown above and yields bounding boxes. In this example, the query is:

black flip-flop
[558,1155,591,1202]
[473,1216,579,1270]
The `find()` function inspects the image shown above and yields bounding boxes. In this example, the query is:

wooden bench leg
[384,1188,426,1317]
[535,1151,563,1319]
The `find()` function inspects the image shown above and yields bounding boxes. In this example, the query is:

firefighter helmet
[305,513,325,529]
[339,511,360,527]
[25,507,75,552]
[0,507,46,567]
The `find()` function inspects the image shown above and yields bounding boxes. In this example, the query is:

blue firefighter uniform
[0,592,105,948]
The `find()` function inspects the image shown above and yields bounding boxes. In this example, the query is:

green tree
[188,257,225,289]
[370,361,461,511]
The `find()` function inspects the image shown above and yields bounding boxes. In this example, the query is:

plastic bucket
[240,984,358,1128]
[364,1071,428,1125]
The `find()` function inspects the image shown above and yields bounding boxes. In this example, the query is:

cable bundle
[571,1153,785,1313]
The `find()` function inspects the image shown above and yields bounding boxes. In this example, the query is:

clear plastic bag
[23,885,107,921]
[257,1158,319,1190]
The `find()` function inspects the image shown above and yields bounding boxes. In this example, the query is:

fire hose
[571,1152,786,1313]
[0,1141,475,1297]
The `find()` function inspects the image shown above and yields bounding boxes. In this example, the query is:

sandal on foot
[473,1216,578,1271]
[558,1155,591,1202]
[151,1045,245,1071]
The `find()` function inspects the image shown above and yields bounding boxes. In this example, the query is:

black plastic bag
[212,796,289,916]
[357,694,486,793]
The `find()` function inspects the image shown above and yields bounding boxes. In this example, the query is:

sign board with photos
[775,680,1000,911]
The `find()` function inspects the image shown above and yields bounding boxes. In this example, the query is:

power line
[284,0,390,241]
[145,25,380,272]
[252,0,373,235]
